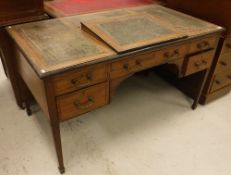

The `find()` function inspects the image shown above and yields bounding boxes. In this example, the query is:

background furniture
[7,5,222,173]
[158,0,231,103]
[45,0,154,17]
[0,0,47,108]
[0,0,45,26]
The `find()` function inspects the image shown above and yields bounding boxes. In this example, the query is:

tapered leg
[50,121,65,174]
[192,69,209,110]
[45,79,65,174]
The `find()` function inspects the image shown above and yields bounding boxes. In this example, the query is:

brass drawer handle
[164,49,179,59]
[123,63,129,71]
[71,72,93,87]
[174,49,179,55]
[197,41,210,50]
[136,60,142,66]
[74,96,94,109]
[71,78,79,85]
[202,60,207,65]
[227,75,231,80]
[194,62,201,67]
[86,72,93,80]
[215,80,221,85]
[220,61,227,66]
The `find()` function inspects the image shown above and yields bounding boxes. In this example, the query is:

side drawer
[183,50,215,76]
[216,52,231,73]
[52,64,108,95]
[57,82,109,121]
[189,36,217,54]
[210,72,231,93]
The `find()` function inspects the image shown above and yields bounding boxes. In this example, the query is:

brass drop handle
[194,62,201,67]
[164,52,170,58]
[86,72,93,80]
[71,72,93,87]
[164,49,179,59]
[202,60,207,64]
[197,41,210,50]
[174,49,179,56]
[215,80,221,85]
[71,78,80,85]
[74,96,94,109]
[123,63,129,71]
[220,61,227,66]
[227,75,231,80]
[136,60,142,66]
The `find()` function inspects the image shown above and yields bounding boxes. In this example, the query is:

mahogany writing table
[6,5,223,173]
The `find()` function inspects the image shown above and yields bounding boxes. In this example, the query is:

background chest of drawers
[0,0,45,26]
[158,0,231,103]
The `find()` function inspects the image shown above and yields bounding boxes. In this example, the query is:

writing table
[6,5,223,173]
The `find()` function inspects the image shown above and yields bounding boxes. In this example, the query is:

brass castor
[59,166,65,174]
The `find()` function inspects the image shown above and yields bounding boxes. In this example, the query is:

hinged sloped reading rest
[81,14,187,53]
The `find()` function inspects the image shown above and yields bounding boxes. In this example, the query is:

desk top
[7,5,223,78]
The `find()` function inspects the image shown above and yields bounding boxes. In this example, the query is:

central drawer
[57,82,109,121]
[110,44,187,79]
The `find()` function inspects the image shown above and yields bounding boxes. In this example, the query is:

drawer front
[110,44,187,79]
[110,52,160,79]
[216,53,231,73]
[222,37,231,54]
[53,64,107,95]
[210,72,231,93]
[189,36,217,54]
[156,44,188,62]
[183,50,215,76]
[57,82,109,121]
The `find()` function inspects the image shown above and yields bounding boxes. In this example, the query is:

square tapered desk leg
[45,78,65,174]
[192,69,209,110]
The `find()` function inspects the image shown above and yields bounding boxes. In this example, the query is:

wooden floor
[0,61,231,175]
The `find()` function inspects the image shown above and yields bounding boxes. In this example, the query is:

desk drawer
[110,44,187,79]
[183,50,214,76]
[53,64,107,95]
[216,53,231,73]
[189,36,217,54]
[57,82,108,121]
[210,72,231,93]
[156,44,188,61]
[110,51,158,79]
